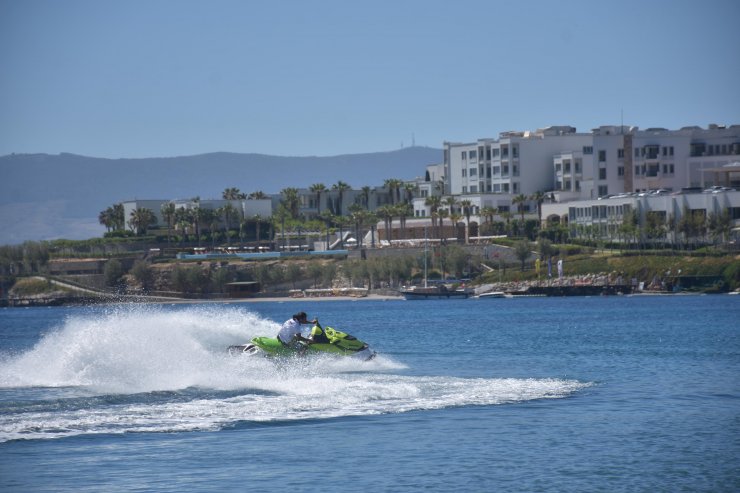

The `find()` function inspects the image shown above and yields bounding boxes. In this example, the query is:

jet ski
[228,325,376,361]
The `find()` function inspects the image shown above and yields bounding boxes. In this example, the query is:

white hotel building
[413,124,740,238]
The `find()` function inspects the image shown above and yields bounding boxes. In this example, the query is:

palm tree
[247,190,268,200]
[128,207,157,235]
[361,186,372,208]
[459,199,473,244]
[376,205,395,242]
[222,187,245,200]
[252,214,263,246]
[384,178,403,205]
[280,187,301,219]
[397,203,413,239]
[512,194,528,224]
[98,207,115,232]
[175,206,192,243]
[437,208,449,239]
[112,204,125,231]
[449,212,463,241]
[220,203,238,244]
[403,183,417,204]
[331,181,351,216]
[530,191,546,226]
[480,206,497,235]
[161,202,176,245]
[425,195,442,237]
[309,183,327,217]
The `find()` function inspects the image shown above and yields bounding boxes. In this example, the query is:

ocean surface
[0,295,738,492]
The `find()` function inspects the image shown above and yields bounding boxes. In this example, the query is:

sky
[1,0,739,159]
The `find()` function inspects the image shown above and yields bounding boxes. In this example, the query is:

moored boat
[400,284,471,300]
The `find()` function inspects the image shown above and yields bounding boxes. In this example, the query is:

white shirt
[277,318,303,344]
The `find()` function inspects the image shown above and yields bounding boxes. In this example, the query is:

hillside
[0,147,441,243]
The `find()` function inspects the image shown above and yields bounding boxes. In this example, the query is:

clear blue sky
[2,0,739,159]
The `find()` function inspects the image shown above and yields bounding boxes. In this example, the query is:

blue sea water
[0,295,738,492]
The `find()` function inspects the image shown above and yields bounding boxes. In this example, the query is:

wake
[0,305,591,442]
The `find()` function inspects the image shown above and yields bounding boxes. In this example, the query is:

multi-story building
[410,123,740,240]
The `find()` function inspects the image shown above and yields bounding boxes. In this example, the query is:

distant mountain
[0,147,441,243]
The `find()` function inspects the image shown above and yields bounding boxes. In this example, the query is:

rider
[277,312,316,348]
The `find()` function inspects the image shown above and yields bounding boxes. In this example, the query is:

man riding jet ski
[228,312,376,361]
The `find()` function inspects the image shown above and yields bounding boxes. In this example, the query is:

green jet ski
[228,326,376,361]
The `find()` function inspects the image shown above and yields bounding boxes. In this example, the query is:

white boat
[477,291,506,299]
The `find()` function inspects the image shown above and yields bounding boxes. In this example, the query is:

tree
[480,206,497,235]
[285,263,303,289]
[403,183,417,204]
[99,204,125,232]
[512,194,528,224]
[98,207,115,232]
[384,178,403,205]
[397,203,413,240]
[131,260,155,293]
[514,240,532,271]
[310,183,327,216]
[247,190,268,200]
[437,208,449,239]
[161,202,176,244]
[361,185,372,208]
[449,212,462,241]
[222,187,245,200]
[220,203,239,244]
[331,181,351,215]
[280,187,301,219]
[530,191,546,226]
[459,199,473,244]
[376,205,395,242]
[425,195,442,237]
[128,207,157,235]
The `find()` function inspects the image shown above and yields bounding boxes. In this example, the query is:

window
[462,169,467,177]
[492,148,500,157]
[635,165,641,176]
[469,167,477,176]
[618,149,624,159]
[599,168,607,180]
[598,150,606,162]
[469,150,477,160]
[462,186,467,193]
[564,160,571,173]
[462,151,467,160]
[502,183,510,193]
[493,183,501,192]
[618,166,624,177]
[513,165,519,176]
[502,165,509,175]
[598,185,608,197]
[583,146,593,155]
[635,148,640,158]
[512,182,519,193]
[493,166,500,175]
[470,185,478,193]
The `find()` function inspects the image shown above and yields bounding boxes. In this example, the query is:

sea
[0,294,738,492]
